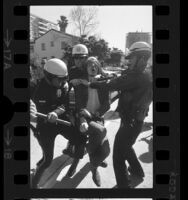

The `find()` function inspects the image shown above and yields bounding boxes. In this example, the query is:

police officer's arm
[53,105,66,116]
[90,73,139,92]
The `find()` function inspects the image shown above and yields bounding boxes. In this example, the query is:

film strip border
[3,1,180,200]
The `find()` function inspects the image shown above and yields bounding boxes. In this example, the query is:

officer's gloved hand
[47,112,58,123]
[80,122,89,133]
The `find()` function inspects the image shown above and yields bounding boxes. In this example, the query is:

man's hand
[80,122,89,133]
[30,100,37,123]
[47,112,58,123]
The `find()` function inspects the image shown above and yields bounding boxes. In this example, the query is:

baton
[36,112,71,126]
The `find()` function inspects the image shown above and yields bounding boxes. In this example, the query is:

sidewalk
[30,100,153,188]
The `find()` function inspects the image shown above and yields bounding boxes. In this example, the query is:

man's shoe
[92,169,101,187]
[100,160,108,168]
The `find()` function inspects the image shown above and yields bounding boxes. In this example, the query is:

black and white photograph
[31,199,153,200]
[30,5,153,189]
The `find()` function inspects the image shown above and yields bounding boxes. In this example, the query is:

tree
[62,35,110,66]
[110,49,123,66]
[104,48,123,67]
[78,35,110,62]
[70,6,99,37]
[58,15,68,33]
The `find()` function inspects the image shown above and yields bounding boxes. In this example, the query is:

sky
[30,6,152,52]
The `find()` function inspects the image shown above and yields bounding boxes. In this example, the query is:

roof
[34,29,80,41]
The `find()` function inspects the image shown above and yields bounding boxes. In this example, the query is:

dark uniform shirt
[90,69,152,122]
[68,66,86,80]
[31,78,69,117]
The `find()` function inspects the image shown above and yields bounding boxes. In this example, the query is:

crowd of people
[30,41,152,189]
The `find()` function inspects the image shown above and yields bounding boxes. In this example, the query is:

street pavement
[30,100,153,189]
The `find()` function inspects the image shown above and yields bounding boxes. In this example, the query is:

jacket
[74,83,110,119]
[31,78,69,117]
[90,69,152,122]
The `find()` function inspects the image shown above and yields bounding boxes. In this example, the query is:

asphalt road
[30,100,153,189]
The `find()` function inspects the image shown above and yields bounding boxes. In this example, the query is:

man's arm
[90,73,139,92]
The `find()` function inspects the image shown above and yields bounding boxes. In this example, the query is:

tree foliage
[70,6,99,36]
[105,48,123,66]
[110,49,123,64]
[62,35,124,68]
[79,35,111,61]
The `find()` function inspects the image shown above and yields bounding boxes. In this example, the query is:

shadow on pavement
[52,162,91,188]
[112,175,144,189]
[138,137,153,163]
[38,154,73,187]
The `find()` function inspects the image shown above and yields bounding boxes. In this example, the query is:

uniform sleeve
[90,73,139,92]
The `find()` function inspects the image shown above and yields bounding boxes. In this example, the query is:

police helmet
[44,58,68,78]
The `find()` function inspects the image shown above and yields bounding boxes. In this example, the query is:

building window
[50,41,54,47]
[61,41,67,49]
[41,43,46,51]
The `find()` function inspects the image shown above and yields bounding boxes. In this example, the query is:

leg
[87,121,109,186]
[113,123,130,188]
[58,125,87,177]
[66,135,87,177]
[31,131,56,188]
[126,121,145,177]
[90,164,101,187]
[127,146,145,178]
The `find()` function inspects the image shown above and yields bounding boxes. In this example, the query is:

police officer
[69,43,89,79]
[62,44,89,177]
[89,41,152,188]
[31,58,80,188]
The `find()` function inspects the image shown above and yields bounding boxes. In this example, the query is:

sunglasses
[74,57,85,60]
[55,76,68,82]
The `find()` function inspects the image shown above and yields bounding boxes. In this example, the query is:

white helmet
[44,58,68,78]
[126,41,151,58]
[72,44,88,57]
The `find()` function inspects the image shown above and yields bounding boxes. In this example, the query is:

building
[33,29,79,66]
[30,13,59,41]
[126,32,152,48]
